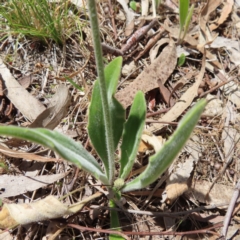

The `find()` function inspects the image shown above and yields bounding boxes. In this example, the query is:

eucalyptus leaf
[120,91,146,179]
[122,99,207,192]
[0,126,109,185]
[88,57,125,179]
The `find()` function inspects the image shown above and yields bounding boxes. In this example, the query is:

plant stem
[87,0,115,184]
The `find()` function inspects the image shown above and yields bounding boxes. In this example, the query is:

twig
[101,43,123,56]
[67,222,222,237]
[92,201,239,217]
[199,78,235,98]
[67,223,130,239]
[134,28,166,60]
[121,19,158,53]
[146,107,170,117]
[222,180,240,238]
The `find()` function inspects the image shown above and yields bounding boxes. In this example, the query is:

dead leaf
[0,196,72,229]
[0,192,102,229]
[209,0,234,31]
[29,84,71,129]
[186,180,233,205]
[149,37,169,63]
[0,57,45,121]
[122,61,137,77]
[115,40,177,108]
[199,0,222,42]
[161,24,222,70]
[158,79,175,107]
[164,135,202,204]
[17,75,32,89]
[148,48,206,133]
[210,36,240,66]
[0,144,62,163]
[0,173,66,198]
[141,132,164,152]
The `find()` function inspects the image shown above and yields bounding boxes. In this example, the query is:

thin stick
[222,180,240,237]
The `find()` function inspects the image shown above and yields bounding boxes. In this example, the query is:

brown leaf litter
[0,0,240,239]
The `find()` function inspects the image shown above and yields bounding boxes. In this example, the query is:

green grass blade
[120,91,146,179]
[181,4,194,42]
[0,126,109,185]
[179,0,189,31]
[122,99,207,192]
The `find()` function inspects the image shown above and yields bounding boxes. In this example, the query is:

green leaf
[129,1,137,11]
[122,99,207,192]
[0,126,109,185]
[179,0,189,32]
[88,57,125,179]
[66,77,84,91]
[120,91,146,179]
[178,53,186,66]
[181,4,194,41]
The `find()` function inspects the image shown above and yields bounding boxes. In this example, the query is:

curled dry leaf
[199,0,222,41]
[116,40,177,108]
[141,132,164,152]
[209,0,234,31]
[122,61,137,77]
[29,84,71,129]
[149,37,169,63]
[0,196,73,229]
[0,192,102,230]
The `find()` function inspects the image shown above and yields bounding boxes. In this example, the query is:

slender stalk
[87,0,115,183]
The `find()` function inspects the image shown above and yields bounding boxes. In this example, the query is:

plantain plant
[0,0,207,238]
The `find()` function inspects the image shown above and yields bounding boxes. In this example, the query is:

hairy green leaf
[0,126,109,185]
[88,57,125,179]
[122,99,207,192]
[120,91,146,179]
